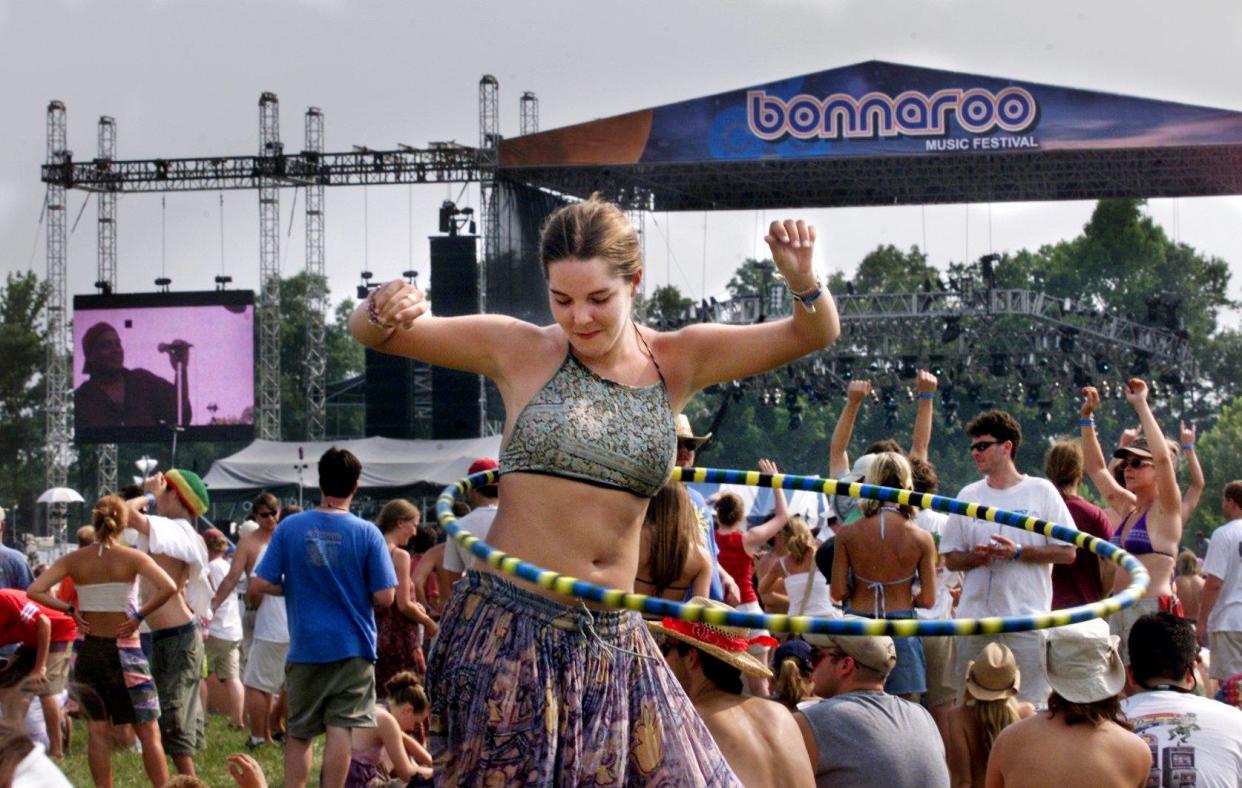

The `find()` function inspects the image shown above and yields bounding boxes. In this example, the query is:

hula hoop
[437,467,1149,637]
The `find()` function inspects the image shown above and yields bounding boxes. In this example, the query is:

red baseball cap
[468,457,499,475]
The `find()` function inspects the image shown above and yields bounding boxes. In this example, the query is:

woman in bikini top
[830,452,938,618]
[635,483,713,606]
[1080,379,1182,599]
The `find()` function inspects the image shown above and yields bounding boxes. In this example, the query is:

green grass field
[57,712,323,787]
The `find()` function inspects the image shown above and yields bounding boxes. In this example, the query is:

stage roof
[498,61,1242,209]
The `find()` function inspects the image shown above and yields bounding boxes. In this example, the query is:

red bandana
[661,618,779,653]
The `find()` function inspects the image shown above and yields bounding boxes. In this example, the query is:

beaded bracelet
[366,292,394,329]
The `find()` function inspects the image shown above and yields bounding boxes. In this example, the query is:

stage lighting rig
[438,201,476,236]
[94,280,112,295]
[214,275,233,291]
[154,277,172,292]
[357,270,376,299]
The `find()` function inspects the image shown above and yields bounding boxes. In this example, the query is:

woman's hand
[1125,377,1149,405]
[764,219,816,290]
[1180,420,1196,447]
[846,379,872,404]
[227,753,269,788]
[1080,386,1100,418]
[370,279,430,331]
[757,458,779,475]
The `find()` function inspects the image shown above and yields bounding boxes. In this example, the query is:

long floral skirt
[426,571,741,787]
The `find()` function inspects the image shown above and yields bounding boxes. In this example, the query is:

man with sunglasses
[794,626,948,787]
[210,491,289,748]
[941,410,1076,706]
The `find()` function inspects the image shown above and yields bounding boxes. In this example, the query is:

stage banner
[500,61,1242,167]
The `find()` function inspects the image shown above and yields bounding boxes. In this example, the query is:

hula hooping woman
[350,196,839,785]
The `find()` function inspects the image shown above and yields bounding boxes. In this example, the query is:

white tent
[201,435,504,495]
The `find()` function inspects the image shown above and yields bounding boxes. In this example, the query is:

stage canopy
[499,61,1242,209]
[201,435,503,498]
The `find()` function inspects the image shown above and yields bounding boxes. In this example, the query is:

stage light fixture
[941,318,962,344]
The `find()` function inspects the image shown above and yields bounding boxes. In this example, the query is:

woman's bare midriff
[479,472,651,608]
[1113,552,1175,599]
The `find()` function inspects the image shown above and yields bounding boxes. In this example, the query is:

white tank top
[781,559,838,618]
[251,542,289,643]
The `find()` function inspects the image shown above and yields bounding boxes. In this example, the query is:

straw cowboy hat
[964,642,1021,702]
[649,597,776,678]
[675,414,711,447]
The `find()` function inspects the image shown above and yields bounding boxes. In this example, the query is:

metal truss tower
[257,93,282,440]
[96,116,118,495]
[44,101,71,490]
[478,75,499,312]
[304,107,327,441]
[520,91,539,136]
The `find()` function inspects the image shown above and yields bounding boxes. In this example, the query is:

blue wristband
[1182,444,1194,451]
[130,609,144,622]
[917,392,934,400]
[1013,544,1023,561]
[1078,418,1095,427]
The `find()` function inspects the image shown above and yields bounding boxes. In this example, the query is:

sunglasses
[676,440,698,452]
[811,648,849,668]
[1122,458,1153,470]
[969,439,1001,453]
[256,510,278,518]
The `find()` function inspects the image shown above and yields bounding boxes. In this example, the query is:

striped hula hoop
[436,467,1149,637]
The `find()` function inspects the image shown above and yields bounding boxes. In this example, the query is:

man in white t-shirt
[203,529,244,728]
[440,458,500,588]
[941,410,1076,705]
[1199,480,1242,680]
[1123,611,1242,787]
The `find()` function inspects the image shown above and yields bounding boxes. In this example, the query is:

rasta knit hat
[165,469,210,517]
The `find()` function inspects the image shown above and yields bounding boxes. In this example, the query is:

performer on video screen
[75,322,193,430]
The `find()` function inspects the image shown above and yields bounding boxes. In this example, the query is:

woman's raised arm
[673,220,839,399]
[350,278,543,381]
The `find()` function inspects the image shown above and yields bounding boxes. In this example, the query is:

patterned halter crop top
[499,347,676,498]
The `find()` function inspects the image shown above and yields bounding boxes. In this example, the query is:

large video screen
[72,290,255,444]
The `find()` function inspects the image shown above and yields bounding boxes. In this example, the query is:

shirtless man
[125,469,212,777]
[655,598,814,788]
[986,622,1151,788]
[211,492,287,748]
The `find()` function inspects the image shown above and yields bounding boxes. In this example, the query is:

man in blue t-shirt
[0,508,33,592]
[253,448,397,788]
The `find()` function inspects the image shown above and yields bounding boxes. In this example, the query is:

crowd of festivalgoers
[0,382,1238,786]
[0,197,1240,787]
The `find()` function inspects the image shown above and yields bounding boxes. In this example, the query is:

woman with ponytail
[945,642,1034,787]
[28,495,178,788]
[342,671,434,787]
[770,639,817,711]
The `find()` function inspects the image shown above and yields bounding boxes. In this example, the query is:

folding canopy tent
[201,435,503,511]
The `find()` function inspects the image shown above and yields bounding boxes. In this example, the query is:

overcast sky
[3,0,1241,322]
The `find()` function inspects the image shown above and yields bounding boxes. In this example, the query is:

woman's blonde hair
[643,484,701,595]
[376,499,420,535]
[772,656,811,710]
[780,515,816,563]
[965,696,1022,763]
[540,195,641,281]
[91,495,128,547]
[1175,549,1199,577]
[859,452,915,518]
